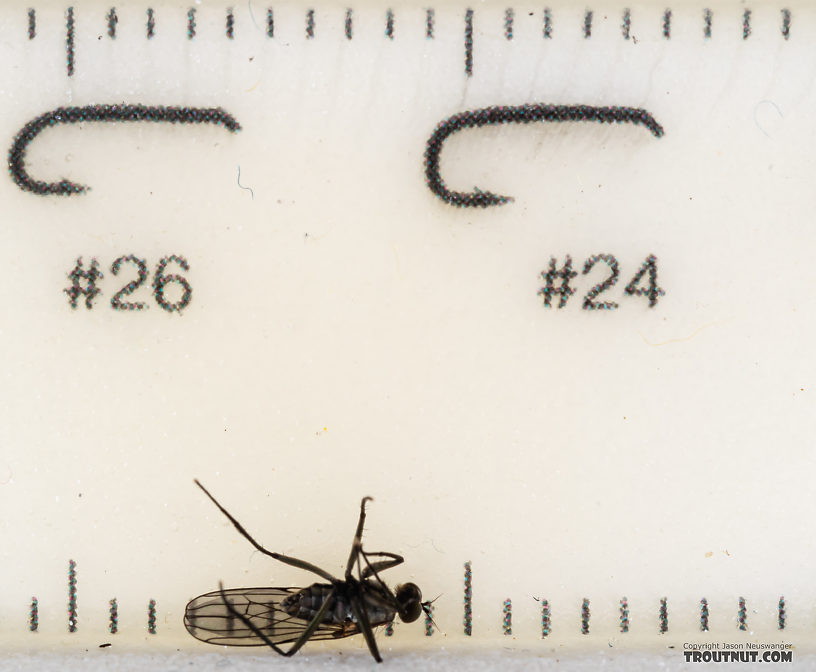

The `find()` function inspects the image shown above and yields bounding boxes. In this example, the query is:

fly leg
[360,551,404,578]
[195,480,337,582]
[350,592,383,663]
[345,496,373,580]
[357,551,404,610]
[217,581,337,657]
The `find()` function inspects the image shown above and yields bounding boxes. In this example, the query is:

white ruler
[1,1,814,662]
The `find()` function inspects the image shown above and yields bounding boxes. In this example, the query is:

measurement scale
[1,1,815,666]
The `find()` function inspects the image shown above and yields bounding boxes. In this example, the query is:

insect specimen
[184,480,431,662]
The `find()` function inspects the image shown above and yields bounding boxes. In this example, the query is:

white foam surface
[2,650,807,672]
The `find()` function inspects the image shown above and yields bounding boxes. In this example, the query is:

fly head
[394,582,424,623]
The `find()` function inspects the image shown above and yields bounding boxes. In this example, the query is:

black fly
[184,480,431,662]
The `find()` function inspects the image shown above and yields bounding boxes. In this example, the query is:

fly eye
[395,583,422,623]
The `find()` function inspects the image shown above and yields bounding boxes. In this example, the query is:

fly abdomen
[282,584,348,625]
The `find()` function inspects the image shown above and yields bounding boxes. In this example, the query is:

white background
[0,0,814,656]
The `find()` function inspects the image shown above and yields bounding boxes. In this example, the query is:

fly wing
[184,587,357,647]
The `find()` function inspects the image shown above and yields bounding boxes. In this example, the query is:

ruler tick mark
[424,601,434,636]
[107,7,118,39]
[622,8,631,40]
[543,8,552,39]
[505,8,514,41]
[581,598,590,634]
[187,7,196,39]
[345,9,352,40]
[781,9,791,40]
[778,596,786,629]
[306,9,315,39]
[147,8,155,38]
[659,597,668,633]
[227,8,235,39]
[583,10,592,39]
[109,598,119,633]
[68,559,78,633]
[541,599,550,637]
[463,561,472,635]
[620,596,629,632]
[700,598,710,631]
[385,9,394,40]
[703,8,712,39]
[148,599,157,634]
[30,597,38,632]
[743,9,751,40]
[66,7,75,77]
[502,598,512,635]
[267,8,274,37]
[426,8,434,39]
[464,9,474,77]
[662,9,671,39]
[737,596,747,631]
[27,8,35,40]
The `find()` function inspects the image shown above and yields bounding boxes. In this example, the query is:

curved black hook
[8,104,241,195]
[424,103,664,208]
